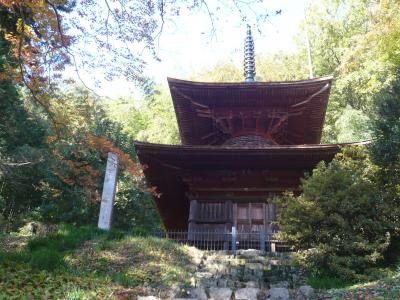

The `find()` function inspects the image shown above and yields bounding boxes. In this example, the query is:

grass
[307,275,351,289]
[307,265,400,299]
[0,224,104,271]
[2,225,400,299]
[0,225,197,299]
[319,274,400,300]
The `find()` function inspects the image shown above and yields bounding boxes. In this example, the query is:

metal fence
[152,227,290,254]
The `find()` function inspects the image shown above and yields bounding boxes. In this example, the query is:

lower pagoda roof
[134,141,368,230]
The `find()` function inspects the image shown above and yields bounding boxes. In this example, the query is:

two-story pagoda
[134,27,351,234]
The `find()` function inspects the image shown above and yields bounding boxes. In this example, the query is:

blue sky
[69,0,309,98]
[149,0,308,79]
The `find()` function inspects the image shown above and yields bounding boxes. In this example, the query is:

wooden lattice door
[235,203,265,232]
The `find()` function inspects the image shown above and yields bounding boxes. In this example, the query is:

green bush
[274,147,392,282]
[369,69,400,242]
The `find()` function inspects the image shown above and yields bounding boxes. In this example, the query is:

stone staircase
[139,250,316,300]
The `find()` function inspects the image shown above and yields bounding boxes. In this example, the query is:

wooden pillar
[98,152,119,230]
[188,199,198,237]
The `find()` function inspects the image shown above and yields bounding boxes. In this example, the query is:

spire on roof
[244,24,256,82]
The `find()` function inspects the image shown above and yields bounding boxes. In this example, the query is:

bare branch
[201,0,217,41]
[45,0,99,95]
[154,0,165,49]
[2,160,44,167]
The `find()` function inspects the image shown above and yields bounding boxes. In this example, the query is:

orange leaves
[53,171,75,186]
[85,133,143,179]
[0,0,161,203]
[1,0,73,116]
[84,134,162,197]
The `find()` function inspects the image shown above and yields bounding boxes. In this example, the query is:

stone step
[208,287,232,300]
[142,285,316,300]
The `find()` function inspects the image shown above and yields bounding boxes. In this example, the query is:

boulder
[268,288,290,300]
[269,281,289,289]
[208,287,232,300]
[235,288,260,300]
[238,249,259,258]
[297,285,315,300]
[188,288,207,300]
[245,281,259,288]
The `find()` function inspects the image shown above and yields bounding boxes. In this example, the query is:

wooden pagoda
[134,27,355,234]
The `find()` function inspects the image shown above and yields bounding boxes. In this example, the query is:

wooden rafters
[191,103,306,145]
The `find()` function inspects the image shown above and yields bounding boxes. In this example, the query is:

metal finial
[244,24,256,82]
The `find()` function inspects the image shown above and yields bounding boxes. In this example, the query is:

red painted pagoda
[134,26,353,234]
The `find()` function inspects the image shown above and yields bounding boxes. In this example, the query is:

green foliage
[300,0,400,142]
[0,230,196,299]
[107,88,180,145]
[0,19,52,231]
[0,224,102,271]
[307,275,349,289]
[191,60,242,82]
[27,224,102,253]
[370,70,400,182]
[333,106,372,143]
[274,147,392,281]
[369,69,400,239]
[256,52,309,81]
[29,248,64,271]
[0,79,162,231]
[191,53,309,83]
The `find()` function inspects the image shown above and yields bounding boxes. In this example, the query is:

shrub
[369,69,400,239]
[274,147,392,282]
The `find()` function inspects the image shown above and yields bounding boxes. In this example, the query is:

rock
[138,297,160,300]
[190,277,196,287]
[188,288,207,300]
[208,287,232,300]
[245,281,259,288]
[269,259,282,266]
[238,249,259,258]
[216,278,228,288]
[297,285,315,300]
[235,288,260,300]
[246,263,264,270]
[268,288,290,300]
[166,283,181,299]
[270,281,289,289]
[244,262,264,280]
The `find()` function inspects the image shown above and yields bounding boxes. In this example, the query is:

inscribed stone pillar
[98,152,119,230]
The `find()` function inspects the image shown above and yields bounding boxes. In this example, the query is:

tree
[0,0,275,211]
[274,147,392,281]
[369,69,400,235]
[0,12,51,230]
[106,87,180,145]
[299,0,400,143]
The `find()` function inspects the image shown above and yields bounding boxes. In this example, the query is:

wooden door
[235,203,265,232]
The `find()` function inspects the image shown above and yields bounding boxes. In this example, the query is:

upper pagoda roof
[168,76,334,146]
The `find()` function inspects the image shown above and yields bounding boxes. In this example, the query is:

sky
[69,0,309,99]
